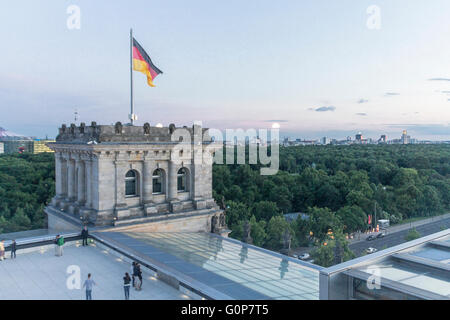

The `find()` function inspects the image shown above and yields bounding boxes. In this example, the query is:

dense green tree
[0,153,54,234]
[225,201,249,228]
[292,216,311,247]
[311,229,355,267]
[248,215,267,247]
[9,208,32,232]
[308,207,342,242]
[310,242,335,267]
[265,215,296,250]
[336,205,367,233]
[252,201,280,221]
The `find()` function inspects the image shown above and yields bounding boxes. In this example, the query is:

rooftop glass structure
[321,229,450,300]
[99,231,321,300]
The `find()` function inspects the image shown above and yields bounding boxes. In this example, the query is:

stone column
[61,157,68,198]
[114,160,127,207]
[76,159,85,205]
[142,160,153,203]
[54,152,63,198]
[168,160,178,201]
[192,143,204,200]
[67,157,76,201]
[85,158,92,209]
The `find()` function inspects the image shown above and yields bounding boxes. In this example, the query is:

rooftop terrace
[0,239,193,300]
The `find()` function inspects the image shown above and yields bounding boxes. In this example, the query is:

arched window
[152,169,164,194]
[177,168,188,192]
[125,170,137,197]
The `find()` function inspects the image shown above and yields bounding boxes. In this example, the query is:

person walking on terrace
[83,273,97,300]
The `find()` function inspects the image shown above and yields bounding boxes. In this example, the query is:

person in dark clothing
[10,240,16,259]
[136,263,143,291]
[131,262,136,288]
[133,262,140,290]
[81,226,89,246]
[123,272,131,300]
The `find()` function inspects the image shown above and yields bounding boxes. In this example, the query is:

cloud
[263,120,289,123]
[428,78,450,82]
[313,106,336,112]
[357,99,369,104]
[355,113,367,116]
[385,92,400,96]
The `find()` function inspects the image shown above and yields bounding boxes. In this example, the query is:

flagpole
[130,28,134,125]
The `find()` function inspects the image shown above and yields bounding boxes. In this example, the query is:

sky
[0,0,450,140]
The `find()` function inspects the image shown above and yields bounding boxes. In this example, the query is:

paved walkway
[0,242,192,300]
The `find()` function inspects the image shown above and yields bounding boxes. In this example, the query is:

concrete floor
[0,243,192,300]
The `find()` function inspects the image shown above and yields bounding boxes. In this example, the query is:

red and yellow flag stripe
[132,38,163,87]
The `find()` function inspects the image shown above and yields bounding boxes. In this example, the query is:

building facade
[1,139,34,153]
[33,139,55,153]
[45,122,225,232]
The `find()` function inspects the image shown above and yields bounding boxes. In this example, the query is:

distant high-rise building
[354,132,368,144]
[0,142,4,154]
[401,130,411,144]
[321,137,331,145]
[378,134,387,144]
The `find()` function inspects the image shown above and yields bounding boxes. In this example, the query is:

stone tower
[45,121,226,233]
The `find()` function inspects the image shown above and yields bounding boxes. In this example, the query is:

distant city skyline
[1,1,450,140]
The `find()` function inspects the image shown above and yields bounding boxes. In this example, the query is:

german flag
[132,38,163,87]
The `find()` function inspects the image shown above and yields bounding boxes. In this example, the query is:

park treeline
[0,153,55,233]
[1,145,449,266]
[213,144,450,265]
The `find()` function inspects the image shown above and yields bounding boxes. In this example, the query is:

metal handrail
[1,231,82,251]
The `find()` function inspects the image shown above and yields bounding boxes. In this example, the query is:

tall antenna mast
[129,28,136,125]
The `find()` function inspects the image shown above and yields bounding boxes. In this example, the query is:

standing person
[123,272,131,300]
[55,235,65,256]
[10,240,17,259]
[131,262,136,288]
[136,263,143,291]
[133,262,141,290]
[81,226,89,246]
[0,239,5,261]
[83,273,96,300]
[54,235,60,256]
